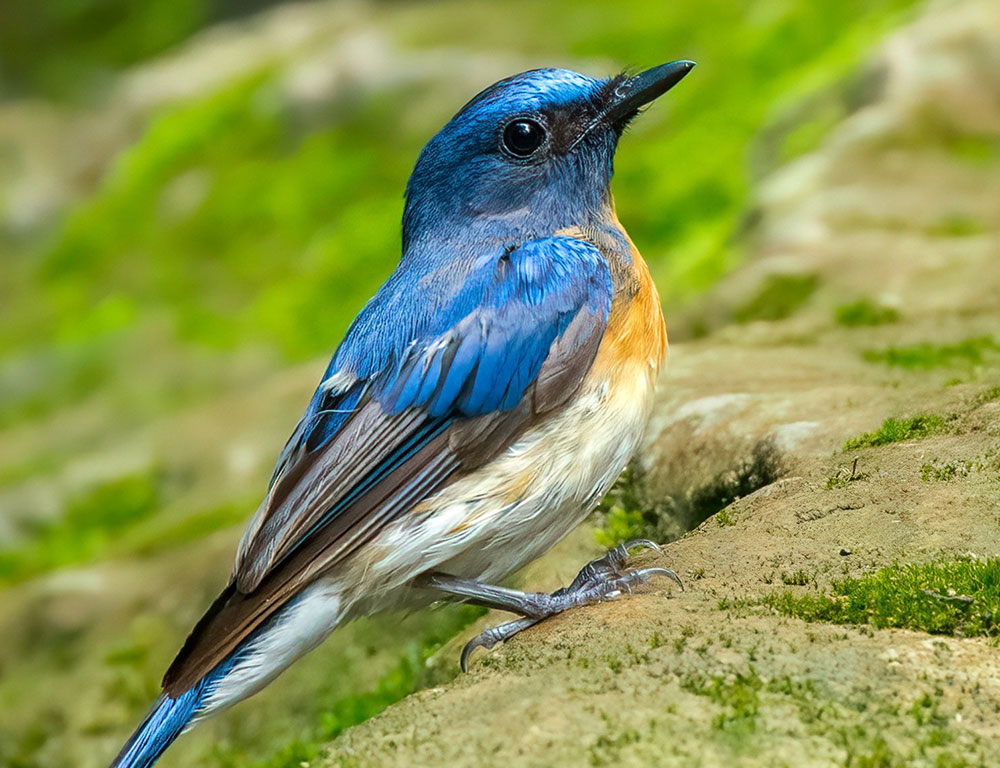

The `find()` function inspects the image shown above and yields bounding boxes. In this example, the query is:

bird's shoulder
[567,221,667,376]
[332,234,612,383]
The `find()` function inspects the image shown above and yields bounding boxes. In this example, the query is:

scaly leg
[416,540,682,671]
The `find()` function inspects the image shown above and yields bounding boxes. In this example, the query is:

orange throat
[592,243,668,380]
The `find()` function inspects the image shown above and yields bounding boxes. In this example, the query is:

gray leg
[416,540,683,670]
[459,616,541,672]
[415,573,559,618]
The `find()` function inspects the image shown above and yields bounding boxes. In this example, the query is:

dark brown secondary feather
[165,416,461,693]
[162,397,544,694]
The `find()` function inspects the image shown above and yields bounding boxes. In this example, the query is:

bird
[110,59,695,768]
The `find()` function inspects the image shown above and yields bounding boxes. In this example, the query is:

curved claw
[632,566,684,591]
[602,539,664,573]
[623,539,664,556]
[460,616,541,672]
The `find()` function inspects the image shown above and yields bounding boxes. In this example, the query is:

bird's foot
[459,539,682,670]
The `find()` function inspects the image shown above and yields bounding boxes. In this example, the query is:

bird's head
[402,61,694,250]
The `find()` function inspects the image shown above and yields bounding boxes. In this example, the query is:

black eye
[501,119,546,157]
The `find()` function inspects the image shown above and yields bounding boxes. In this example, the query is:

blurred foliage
[35,76,402,360]
[834,298,900,327]
[864,336,1000,369]
[927,213,988,237]
[0,0,284,98]
[732,273,818,323]
[0,0,924,438]
[0,471,161,584]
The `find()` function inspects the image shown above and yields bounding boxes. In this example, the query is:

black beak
[601,60,696,126]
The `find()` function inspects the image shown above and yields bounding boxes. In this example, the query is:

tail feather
[110,690,200,768]
[110,584,334,767]
[110,657,234,768]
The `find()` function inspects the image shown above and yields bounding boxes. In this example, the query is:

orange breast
[554,219,667,382]
[591,245,667,378]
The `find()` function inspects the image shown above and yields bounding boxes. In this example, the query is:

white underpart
[194,579,343,722]
[355,361,658,596]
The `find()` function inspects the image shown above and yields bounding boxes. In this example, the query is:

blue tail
[110,685,207,768]
[110,656,237,768]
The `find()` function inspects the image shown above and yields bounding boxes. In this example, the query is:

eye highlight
[501,118,546,157]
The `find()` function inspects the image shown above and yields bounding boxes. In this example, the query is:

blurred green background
[0,1,925,766]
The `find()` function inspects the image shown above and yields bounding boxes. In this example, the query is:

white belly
[346,360,659,602]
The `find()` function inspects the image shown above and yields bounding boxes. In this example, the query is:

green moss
[589,726,641,766]
[927,215,988,238]
[842,414,947,451]
[920,460,975,483]
[681,670,763,737]
[910,693,948,728]
[863,336,1000,369]
[732,273,819,323]
[973,385,1000,406]
[0,471,161,584]
[835,299,900,326]
[763,559,1000,637]
[781,569,811,586]
[851,737,905,768]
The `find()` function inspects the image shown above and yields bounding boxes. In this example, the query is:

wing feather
[162,235,612,694]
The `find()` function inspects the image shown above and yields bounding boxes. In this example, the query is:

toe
[460,616,541,672]
[622,539,663,556]
[630,566,684,591]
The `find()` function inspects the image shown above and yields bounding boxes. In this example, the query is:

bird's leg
[416,539,682,671]
[459,616,542,672]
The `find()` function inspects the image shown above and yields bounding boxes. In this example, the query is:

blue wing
[383,236,612,416]
[163,235,611,692]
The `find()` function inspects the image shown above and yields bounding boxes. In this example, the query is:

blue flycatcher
[112,59,694,768]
